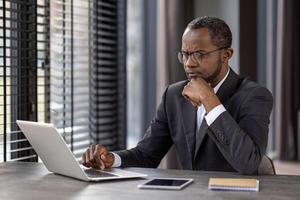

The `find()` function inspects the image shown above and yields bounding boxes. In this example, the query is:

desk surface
[0,162,300,200]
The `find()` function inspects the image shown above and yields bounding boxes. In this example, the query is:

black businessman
[81,16,273,175]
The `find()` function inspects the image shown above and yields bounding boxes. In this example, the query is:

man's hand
[81,144,114,170]
[182,77,221,113]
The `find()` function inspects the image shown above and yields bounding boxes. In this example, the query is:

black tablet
[137,178,194,190]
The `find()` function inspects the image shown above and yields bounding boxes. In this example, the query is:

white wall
[194,0,240,73]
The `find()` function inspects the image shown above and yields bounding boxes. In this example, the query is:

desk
[0,162,300,200]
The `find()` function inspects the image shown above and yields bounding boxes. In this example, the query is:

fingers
[81,151,89,168]
[81,144,112,170]
[91,144,101,169]
[94,144,105,170]
[81,148,91,168]
[190,77,212,89]
[104,153,115,168]
[81,144,99,169]
[98,144,108,157]
[98,145,114,169]
[190,100,198,107]
[89,144,96,168]
[183,77,214,106]
[182,85,201,107]
[183,94,197,107]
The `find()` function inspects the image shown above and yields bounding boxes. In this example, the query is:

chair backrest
[258,155,276,175]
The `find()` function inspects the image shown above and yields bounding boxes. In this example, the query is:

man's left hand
[182,78,221,113]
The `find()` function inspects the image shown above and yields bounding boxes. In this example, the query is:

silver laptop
[16,120,147,182]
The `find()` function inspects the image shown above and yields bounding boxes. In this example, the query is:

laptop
[16,120,147,182]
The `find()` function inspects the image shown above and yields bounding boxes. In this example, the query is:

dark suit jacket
[116,68,273,174]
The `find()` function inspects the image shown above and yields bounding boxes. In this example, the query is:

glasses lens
[178,52,184,64]
[193,52,203,62]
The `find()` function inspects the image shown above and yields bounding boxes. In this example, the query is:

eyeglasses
[177,47,226,64]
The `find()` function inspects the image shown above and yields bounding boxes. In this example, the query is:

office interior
[0,0,300,175]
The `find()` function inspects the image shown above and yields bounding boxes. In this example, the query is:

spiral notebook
[208,178,259,192]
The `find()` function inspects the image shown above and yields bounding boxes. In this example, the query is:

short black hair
[187,16,232,48]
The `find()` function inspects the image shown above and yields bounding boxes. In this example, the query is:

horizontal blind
[50,0,90,159]
[0,0,49,162]
[90,0,126,151]
[37,0,50,124]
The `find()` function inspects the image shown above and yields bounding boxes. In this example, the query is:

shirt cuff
[111,152,121,167]
[205,104,226,126]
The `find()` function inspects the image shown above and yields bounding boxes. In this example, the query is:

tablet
[137,178,194,190]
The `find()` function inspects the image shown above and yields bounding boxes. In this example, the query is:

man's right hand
[81,144,115,170]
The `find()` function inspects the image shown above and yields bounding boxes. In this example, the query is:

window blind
[50,0,90,159]
[37,0,51,124]
[50,0,126,160]
[90,0,126,151]
[0,0,126,162]
[0,0,50,162]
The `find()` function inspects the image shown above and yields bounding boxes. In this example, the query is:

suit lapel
[180,95,197,169]
[193,118,208,162]
[215,68,243,103]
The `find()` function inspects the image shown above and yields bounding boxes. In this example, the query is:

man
[82,16,273,174]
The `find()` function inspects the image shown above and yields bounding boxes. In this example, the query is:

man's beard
[205,60,223,85]
[185,57,223,85]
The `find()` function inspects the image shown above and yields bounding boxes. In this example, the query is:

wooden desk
[0,162,299,200]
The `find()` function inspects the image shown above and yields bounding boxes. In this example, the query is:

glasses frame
[178,47,227,64]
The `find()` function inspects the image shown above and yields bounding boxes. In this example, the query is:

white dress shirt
[112,68,230,167]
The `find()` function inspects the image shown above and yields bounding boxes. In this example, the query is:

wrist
[109,152,115,166]
[203,95,221,113]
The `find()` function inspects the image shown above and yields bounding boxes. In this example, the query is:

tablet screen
[145,179,189,186]
[138,178,193,190]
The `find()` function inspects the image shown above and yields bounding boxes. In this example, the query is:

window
[126,0,143,148]
[0,0,127,162]
[90,0,127,151]
[51,0,127,159]
[50,0,90,159]
[0,0,50,162]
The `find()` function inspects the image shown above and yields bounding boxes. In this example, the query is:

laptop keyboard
[84,169,118,178]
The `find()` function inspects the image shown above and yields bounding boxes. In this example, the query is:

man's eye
[182,53,189,58]
[182,53,188,56]
[194,52,204,58]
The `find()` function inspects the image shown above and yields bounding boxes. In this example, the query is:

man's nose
[185,56,198,68]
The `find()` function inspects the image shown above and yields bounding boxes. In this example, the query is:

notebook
[208,178,259,192]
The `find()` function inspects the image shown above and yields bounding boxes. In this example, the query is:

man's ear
[222,48,233,63]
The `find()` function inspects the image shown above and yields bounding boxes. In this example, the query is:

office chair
[258,155,276,175]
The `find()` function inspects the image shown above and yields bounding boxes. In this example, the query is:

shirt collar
[213,68,230,93]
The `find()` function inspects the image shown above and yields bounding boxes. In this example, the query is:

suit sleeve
[115,87,173,168]
[207,86,273,174]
